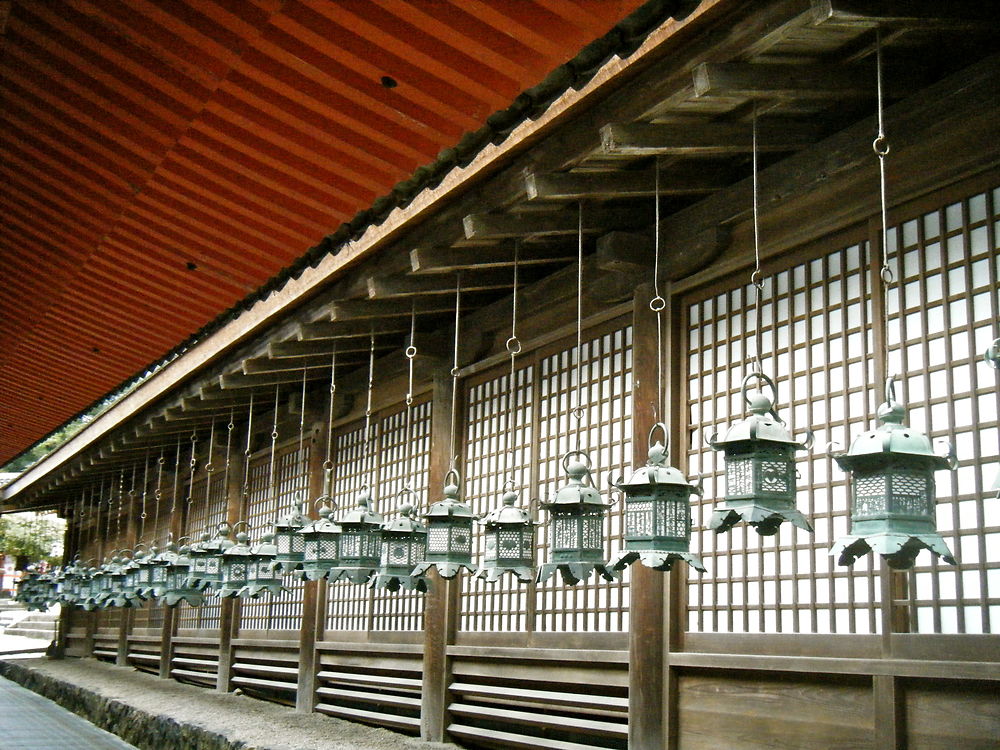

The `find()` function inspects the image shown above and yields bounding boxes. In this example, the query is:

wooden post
[159,486,185,679]
[116,492,140,666]
[217,435,246,693]
[52,508,75,659]
[421,368,459,742]
[297,414,326,713]
[628,282,666,750]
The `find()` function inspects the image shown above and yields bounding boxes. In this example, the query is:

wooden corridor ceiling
[0,0,653,464]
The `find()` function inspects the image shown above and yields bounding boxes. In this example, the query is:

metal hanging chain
[874,28,896,379]
[449,273,462,469]
[323,347,337,494]
[169,434,182,545]
[203,419,216,507]
[243,393,255,502]
[149,447,164,544]
[403,302,417,489]
[650,157,667,422]
[222,408,234,511]
[105,473,115,553]
[505,241,523,485]
[363,332,376,483]
[186,430,198,510]
[268,384,280,522]
[751,105,766,379]
[574,202,586,451]
[297,367,308,507]
[139,452,150,543]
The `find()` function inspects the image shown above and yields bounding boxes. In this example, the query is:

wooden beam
[410,244,574,274]
[693,62,910,100]
[600,121,820,156]
[596,226,729,280]
[367,270,512,298]
[812,0,997,29]
[242,355,365,376]
[463,207,644,240]
[268,339,393,357]
[525,166,730,201]
[328,297,462,321]
[219,370,332,390]
[298,318,408,340]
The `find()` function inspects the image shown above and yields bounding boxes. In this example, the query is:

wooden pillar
[628,282,667,750]
[52,507,76,659]
[217,436,246,693]
[158,490,185,679]
[297,414,326,713]
[421,368,460,743]
[116,492,140,666]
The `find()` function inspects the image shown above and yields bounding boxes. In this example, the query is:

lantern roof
[543,453,606,509]
[248,533,278,558]
[382,504,427,535]
[301,506,342,536]
[482,489,535,527]
[710,389,805,448]
[425,479,475,519]
[339,489,384,526]
[274,505,310,530]
[615,441,699,491]
[223,532,253,558]
[836,397,952,471]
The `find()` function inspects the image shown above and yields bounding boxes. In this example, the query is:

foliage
[0,512,65,567]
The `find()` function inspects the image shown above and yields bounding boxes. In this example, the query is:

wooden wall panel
[905,681,1000,750]
[677,672,873,750]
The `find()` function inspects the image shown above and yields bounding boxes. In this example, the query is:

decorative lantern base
[272,559,303,575]
[608,549,706,573]
[536,561,618,586]
[218,585,244,599]
[163,591,205,607]
[412,561,474,580]
[299,565,340,582]
[333,567,377,585]
[709,501,813,536]
[369,573,430,592]
[472,564,534,584]
[832,531,956,570]
[243,582,284,599]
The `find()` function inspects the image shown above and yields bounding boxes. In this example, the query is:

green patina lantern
[244,533,284,598]
[61,557,86,607]
[272,503,310,574]
[609,424,706,573]
[537,450,618,586]
[198,523,235,592]
[474,483,536,583]
[833,378,957,570]
[134,545,160,599]
[162,540,204,607]
[708,372,813,536]
[119,551,145,606]
[149,542,182,599]
[219,525,253,598]
[299,503,342,582]
[105,554,136,609]
[370,498,429,592]
[332,486,383,584]
[414,469,475,579]
[92,560,115,609]
[79,566,101,611]
[184,531,213,590]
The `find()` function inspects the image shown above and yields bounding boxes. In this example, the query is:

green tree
[0,512,65,569]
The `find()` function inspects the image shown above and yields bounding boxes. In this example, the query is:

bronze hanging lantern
[299,503,343,582]
[832,378,956,570]
[272,503,309,574]
[370,497,429,592]
[219,524,253,598]
[79,566,100,611]
[708,372,813,536]
[199,523,235,592]
[162,540,204,607]
[609,424,706,573]
[106,554,136,609]
[244,534,284,598]
[332,485,383,584]
[474,482,536,583]
[537,451,618,586]
[184,531,213,591]
[414,470,475,579]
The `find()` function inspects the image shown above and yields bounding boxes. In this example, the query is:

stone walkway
[0,674,138,750]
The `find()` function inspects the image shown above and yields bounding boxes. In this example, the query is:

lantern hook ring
[502,478,517,494]
[649,295,666,313]
[880,265,894,285]
[750,269,764,290]
[561,450,594,484]
[444,467,461,488]
[872,135,890,157]
[505,336,522,355]
[230,520,250,536]
[313,495,335,510]
[405,345,417,359]
[741,371,782,422]
[322,459,334,471]
[648,422,669,452]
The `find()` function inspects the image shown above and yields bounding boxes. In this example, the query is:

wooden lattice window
[891,184,1000,634]
[459,321,633,633]
[239,443,308,631]
[685,239,879,634]
[176,472,227,630]
[325,400,431,633]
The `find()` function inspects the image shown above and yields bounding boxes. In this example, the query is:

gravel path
[1,657,461,750]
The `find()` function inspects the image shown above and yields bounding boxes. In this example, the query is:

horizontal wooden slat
[449,702,627,738]
[449,682,628,713]
[315,703,420,732]
[316,686,421,710]
[231,675,297,692]
[317,670,422,691]
[447,723,620,750]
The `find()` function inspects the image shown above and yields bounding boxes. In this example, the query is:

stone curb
[0,660,250,750]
